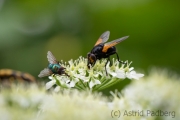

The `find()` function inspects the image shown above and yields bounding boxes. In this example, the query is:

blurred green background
[0,0,180,91]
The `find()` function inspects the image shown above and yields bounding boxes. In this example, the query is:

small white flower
[106,62,126,79]
[115,69,126,79]
[89,79,101,88]
[74,70,88,82]
[129,67,134,71]
[56,76,70,88]
[59,76,69,83]
[69,77,79,87]
[46,80,56,90]
[107,69,117,77]
[106,62,116,76]
[126,70,144,80]
[54,86,60,92]
[48,76,54,80]
[69,81,75,87]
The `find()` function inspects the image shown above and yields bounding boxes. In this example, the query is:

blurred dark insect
[87,31,129,75]
[0,69,36,87]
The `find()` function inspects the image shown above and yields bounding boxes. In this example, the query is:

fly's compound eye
[87,53,91,58]
[87,53,96,68]
[87,53,96,63]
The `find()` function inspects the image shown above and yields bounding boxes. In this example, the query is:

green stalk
[79,79,87,88]
[75,84,85,90]
[93,78,109,91]
[98,79,122,91]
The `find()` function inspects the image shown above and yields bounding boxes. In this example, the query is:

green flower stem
[54,76,61,86]
[93,78,110,91]
[73,85,82,90]
[87,82,90,89]
[97,78,121,91]
[75,84,85,90]
[99,76,107,83]
[79,79,87,88]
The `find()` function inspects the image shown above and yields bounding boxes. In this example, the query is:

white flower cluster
[109,69,180,120]
[0,70,179,120]
[46,57,144,91]
[0,85,111,120]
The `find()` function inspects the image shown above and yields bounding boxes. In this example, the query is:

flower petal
[54,86,60,92]
[89,79,101,88]
[70,81,75,87]
[116,69,126,79]
[129,67,134,71]
[46,80,56,90]
[126,71,144,80]
[107,68,117,77]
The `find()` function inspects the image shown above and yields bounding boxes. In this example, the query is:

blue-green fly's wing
[47,51,58,64]
[38,68,52,77]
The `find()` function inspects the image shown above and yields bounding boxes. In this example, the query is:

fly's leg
[115,52,126,64]
[105,57,111,76]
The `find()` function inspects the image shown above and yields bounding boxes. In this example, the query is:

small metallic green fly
[38,51,69,78]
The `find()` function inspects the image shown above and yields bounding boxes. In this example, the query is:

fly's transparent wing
[38,68,52,77]
[105,36,129,46]
[47,51,58,64]
[102,36,129,52]
[94,31,110,46]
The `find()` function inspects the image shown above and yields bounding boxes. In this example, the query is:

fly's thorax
[106,46,116,53]
[91,44,104,54]
[48,63,61,73]
[57,67,66,75]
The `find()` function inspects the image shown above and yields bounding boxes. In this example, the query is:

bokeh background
[0,0,180,92]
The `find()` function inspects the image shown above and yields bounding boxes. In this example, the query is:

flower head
[45,57,144,91]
